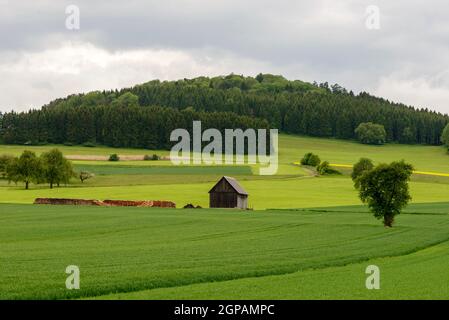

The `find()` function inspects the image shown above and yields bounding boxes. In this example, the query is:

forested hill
[0,74,448,148]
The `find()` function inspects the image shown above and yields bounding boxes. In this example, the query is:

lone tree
[440,123,449,150]
[79,171,94,183]
[351,158,374,186]
[6,151,42,189]
[355,161,413,227]
[41,149,75,188]
[355,122,387,145]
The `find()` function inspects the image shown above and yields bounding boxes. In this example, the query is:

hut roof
[209,176,248,196]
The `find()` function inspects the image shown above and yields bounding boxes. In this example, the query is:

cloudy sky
[1,0,449,113]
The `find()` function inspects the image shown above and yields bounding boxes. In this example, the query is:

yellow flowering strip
[294,162,449,177]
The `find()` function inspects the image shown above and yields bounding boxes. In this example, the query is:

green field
[1,134,449,299]
[1,203,449,300]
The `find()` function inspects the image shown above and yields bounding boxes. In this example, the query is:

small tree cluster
[355,122,387,145]
[316,161,340,175]
[144,154,160,161]
[352,158,413,227]
[3,149,75,189]
[300,153,321,166]
[109,154,120,161]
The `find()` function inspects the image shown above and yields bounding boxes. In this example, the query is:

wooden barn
[209,176,248,209]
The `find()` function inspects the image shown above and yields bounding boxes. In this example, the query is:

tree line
[1,74,447,147]
[0,149,74,189]
[0,105,269,149]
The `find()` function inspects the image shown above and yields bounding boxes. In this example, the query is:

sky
[1,0,449,113]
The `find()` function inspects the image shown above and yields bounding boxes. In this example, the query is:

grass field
[1,134,449,299]
[1,203,449,300]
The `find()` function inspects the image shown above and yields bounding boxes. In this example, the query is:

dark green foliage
[40,149,75,189]
[6,151,42,189]
[316,161,341,175]
[440,123,449,150]
[109,154,120,162]
[0,75,447,147]
[355,161,414,227]
[300,153,321,166]
[82,141,97,147]
[355,122,387,145]
[144,154,160,161]
[351,158,374,186]
[0,154,14,179]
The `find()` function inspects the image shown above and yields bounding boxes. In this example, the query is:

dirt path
[66,155,171,161]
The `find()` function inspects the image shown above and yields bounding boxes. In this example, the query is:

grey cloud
[0,0,449,112]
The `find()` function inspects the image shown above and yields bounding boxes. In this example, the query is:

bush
[82,141,97,147]
[109,154,120,162]
[316,161,340,175]
[144,154,160,161]
[300,153,321,166]
[355,122,387,145]
[24,140,47,146]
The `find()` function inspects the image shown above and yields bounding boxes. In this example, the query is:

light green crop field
[1,203,449,300]
[1,134,449,300]
[2,176,449,209]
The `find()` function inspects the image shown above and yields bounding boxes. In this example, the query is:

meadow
[1,203,449,300]
[1,134,449,299]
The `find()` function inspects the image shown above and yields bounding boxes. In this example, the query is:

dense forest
[0,74,447,148]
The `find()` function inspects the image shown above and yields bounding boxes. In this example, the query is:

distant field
[73,164,253,176]
[2,176,449,209]
[2,135,449,300]
[2,134,449,174]
[280,135,449,174]
[1,203,448,300]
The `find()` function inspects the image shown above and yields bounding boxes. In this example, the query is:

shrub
[316,161,340,175]
[355,122,387,145]
[144,154,160,161]
[109,154,120,162]
[300,153,321,166]
[82,141,96,147]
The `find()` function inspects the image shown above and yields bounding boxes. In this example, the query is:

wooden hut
[209,176,248,209]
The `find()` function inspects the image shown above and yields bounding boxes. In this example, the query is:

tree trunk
[384,214,394,228]
[50,182,53,189]
[25,181,29,190]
